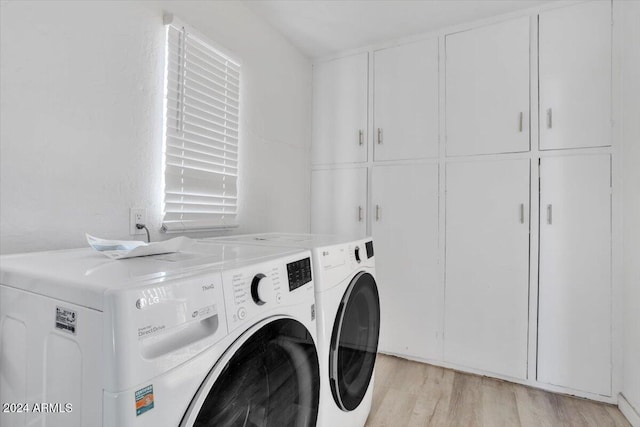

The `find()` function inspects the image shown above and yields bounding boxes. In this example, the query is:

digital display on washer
[286,257,312,291]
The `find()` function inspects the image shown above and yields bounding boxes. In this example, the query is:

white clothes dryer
[200,233,380,427]
[0,242,319,427]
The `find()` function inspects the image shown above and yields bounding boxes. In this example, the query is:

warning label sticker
[55,306,77,334]
[135,385,154,416]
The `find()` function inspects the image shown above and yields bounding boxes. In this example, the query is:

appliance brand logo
[202,284,215,292]
[135,295,160,310]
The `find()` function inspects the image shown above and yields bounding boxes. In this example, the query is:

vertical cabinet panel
[445,17,530,156]
[539,1,611,150]
[538,154,611,396]
[444,159,530,379]
[373,38,439,161]
[312,53,368,165]
[310,167,367,238]
[372,164,441,360]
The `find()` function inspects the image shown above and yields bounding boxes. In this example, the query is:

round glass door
[329,271,380,411]
[187,319,319,427]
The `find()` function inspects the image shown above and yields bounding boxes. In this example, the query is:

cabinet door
[312,53,368,165]
[538,154,611,396]
[311,167,367,237]
[539,2,611,150]
[372,163,441,360]
[373,38,439,161]
[445,17,530,156]
[444,159,530,379]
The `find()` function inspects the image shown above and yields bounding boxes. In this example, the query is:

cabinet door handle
[358,129,364,146]
[358,206,364,222]
[518,112,524,133]
[377,128,383,144]
[520,203,525,224]
[375,204,381,221]
[547,108,553,129]
[547,204,553,225]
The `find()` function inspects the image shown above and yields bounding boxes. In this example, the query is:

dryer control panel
[313,239,376,293]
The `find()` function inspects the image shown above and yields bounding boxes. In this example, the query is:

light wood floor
[365,354,630,427]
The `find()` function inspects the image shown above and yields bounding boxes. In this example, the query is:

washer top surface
[0,241,303,310]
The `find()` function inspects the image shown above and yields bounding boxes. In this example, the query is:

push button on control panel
[237,307,247,320]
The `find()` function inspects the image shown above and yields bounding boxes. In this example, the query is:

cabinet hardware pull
[518,112,524,133]
[377,128,383,144]
[358,206,364,222]
[547,108,553,129]
[375,204,381,221]
[520,203,525,224]
[547,204,553,224]
[358,129,364,146]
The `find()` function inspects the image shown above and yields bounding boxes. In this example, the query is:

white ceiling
[242,0,551,58]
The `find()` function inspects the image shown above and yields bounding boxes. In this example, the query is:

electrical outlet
[130,208,146,235]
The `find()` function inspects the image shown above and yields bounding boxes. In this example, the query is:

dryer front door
[329,271,380,411]
[181,318,320,427]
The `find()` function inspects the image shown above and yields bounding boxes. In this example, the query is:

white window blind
[162,19,240,232]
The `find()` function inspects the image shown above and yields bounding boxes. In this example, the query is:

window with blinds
[162,19,240,232]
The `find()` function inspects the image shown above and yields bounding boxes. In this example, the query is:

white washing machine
[199,233,380,427]
[0,242,320,427]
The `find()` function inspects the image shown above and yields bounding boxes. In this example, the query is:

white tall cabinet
[538,154,612,395]
[310,167,367,237]
[311,40,442,362]
[372,164,440,360]
[311,53,368,165]
[444,159,530,379]
[539,1,612,150]
[310,0,617,404]
[373,38,439,161]
[445,17,530,156]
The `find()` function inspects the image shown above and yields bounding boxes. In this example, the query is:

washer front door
[329,271,381,411]
[181,318,320,427]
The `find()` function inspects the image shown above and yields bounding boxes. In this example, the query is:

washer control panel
[222,251,314,331]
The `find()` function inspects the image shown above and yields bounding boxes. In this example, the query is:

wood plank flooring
[365,354,630,427]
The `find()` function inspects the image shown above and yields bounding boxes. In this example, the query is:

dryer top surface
[207,232,369,250]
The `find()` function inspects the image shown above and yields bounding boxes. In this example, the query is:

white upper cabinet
[372,163,441,361]
[373,38,439,161]
[312,53,368,165]
[310,167,367,238]
[444,159,530,379]
[538,154,611,396]
[539,1,611,150]
[445,17,530,156]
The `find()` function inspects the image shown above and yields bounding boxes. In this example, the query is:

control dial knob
[251,274,274,305]
[354,246,362,263]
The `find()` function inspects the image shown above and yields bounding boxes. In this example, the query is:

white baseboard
[619,393,640,427]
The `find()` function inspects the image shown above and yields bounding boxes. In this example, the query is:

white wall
[0,0,312,255]
[621,0,640,421]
